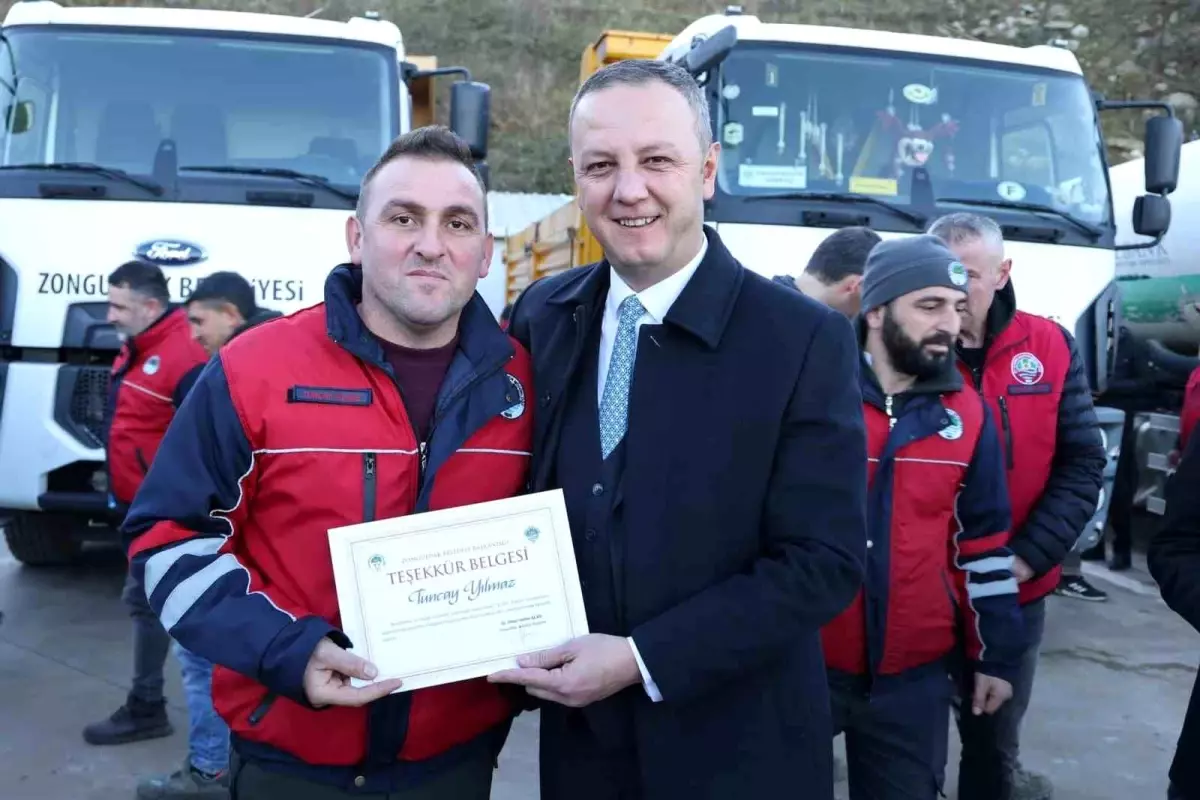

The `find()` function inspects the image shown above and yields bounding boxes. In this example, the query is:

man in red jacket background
[119,125,534,799]
[819,233,1024,799]
[930,212,1106,800]
[83,260,208,748]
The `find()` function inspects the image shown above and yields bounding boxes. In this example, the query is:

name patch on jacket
[287,385,373,406]
[1007,383,1053,395]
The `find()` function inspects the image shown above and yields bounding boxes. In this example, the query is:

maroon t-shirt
[378,335,458,442]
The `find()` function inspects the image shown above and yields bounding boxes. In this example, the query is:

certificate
[326,489,589,692]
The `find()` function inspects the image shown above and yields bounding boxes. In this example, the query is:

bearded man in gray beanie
[819,233,1025,799]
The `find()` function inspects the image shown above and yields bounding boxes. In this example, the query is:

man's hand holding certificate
[302,638,405,708]
[327,489,590,694]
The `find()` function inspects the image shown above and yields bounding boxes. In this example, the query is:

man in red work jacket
[83,259,208,748]
[119,126,535,799]
[821,233,1025,799]
[1179,365,1200,452]
[930,212,1106,800]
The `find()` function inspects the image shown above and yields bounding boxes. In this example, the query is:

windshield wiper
[180,165,358,205]
[0,162,163,196]
[935,197,1102,240]
[743,190,926,227]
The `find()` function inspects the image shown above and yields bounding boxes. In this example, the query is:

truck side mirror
[682,24,737,77]
[3,100,32,134]
[1132,193,1171,238]
[450,81,490,161]
[1144,114,1183,194]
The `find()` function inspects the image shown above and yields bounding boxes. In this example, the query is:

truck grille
[69,367,111,449]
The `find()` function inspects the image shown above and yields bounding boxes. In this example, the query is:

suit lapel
[528,265,608,490]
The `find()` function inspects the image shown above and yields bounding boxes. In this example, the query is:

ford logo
[134,239,207,266]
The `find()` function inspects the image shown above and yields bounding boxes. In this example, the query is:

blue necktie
[599,295,645,459]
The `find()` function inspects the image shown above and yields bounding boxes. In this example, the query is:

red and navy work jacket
[123,265,534,792]
[821,358,1025,683]
[105,306,208,509]
[956,283,1107,606]
[1182,366,1200,451]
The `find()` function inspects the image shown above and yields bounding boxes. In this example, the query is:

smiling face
[346,154,492,348]
[569,79,719,289]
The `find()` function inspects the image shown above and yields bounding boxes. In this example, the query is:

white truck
[510,8,1185,554]
[0,0,491,564]
[654,8,1185,554]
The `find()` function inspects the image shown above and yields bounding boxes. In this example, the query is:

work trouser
[954,597,1048,800]
[121,569,170,708]
[228,747,496,800]
[830,663,953,800]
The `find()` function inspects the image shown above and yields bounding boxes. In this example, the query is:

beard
[881,307,955,382]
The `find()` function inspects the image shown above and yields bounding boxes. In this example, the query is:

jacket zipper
[248,694,275,726]
[997,396,1014,470]
[363,452,377,522]
[885,394,896,429]
[412,359,509,505]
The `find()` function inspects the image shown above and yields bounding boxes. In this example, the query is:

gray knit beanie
[860,234,969,312]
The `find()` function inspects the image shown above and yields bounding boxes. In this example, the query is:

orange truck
[503,29,672,307]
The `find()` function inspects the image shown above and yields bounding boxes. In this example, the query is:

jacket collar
[322,263,513,369]
[127,305,187,356]
[957,279,1022,359]
[232,307,283,340]
[546,225,743,350]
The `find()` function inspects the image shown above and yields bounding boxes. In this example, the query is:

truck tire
[3,512,84,566]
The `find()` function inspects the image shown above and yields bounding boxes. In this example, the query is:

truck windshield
[0,27,396,198]
[712,43,1111,232]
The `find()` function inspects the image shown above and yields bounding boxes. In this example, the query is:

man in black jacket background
[1149,430,1200,800]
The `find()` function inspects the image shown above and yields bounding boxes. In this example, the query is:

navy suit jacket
[507,225,869,799]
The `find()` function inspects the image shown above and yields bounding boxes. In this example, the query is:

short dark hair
[108,260,169,305]
[357,125,487,226]
[187,271,256,319]
[806,226,882,284]
[570,59,711,152]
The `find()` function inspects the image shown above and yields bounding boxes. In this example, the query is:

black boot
[82,697,172,745]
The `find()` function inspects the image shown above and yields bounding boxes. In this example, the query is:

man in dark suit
[488,58,869,799]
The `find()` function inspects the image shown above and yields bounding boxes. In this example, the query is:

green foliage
[2,0,1196,191]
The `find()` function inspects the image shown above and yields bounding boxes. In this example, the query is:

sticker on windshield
[1032,83,1047,107]
[902,83,938,105]
[739,164,807,190]
[766,63,778,87]
[752,105,779,117]
[722,84,741,100]
[997,181,1027,202]
[849,177,898,196]
[723,122,744,146]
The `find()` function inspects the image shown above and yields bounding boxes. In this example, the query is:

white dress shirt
[595,233,708,703]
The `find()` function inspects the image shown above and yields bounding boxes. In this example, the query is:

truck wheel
[3,512,84,566]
